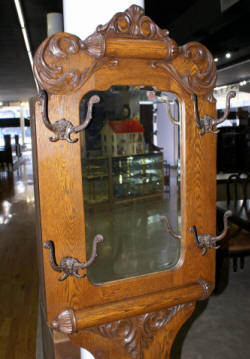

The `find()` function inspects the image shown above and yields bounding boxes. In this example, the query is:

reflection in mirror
[80,86,181,284]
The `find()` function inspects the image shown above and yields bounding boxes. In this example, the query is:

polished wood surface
[33,4,217,357]
[71,303,195,359]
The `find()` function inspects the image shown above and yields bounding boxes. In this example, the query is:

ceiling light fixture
[13,0,39,91]
[214,58,219,62]
[225,52,231,59]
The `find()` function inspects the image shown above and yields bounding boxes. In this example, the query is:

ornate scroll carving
[181,42,217,96]
[96,5,170,42]
[34,5,216,97]
[34,32,84,93]
[51,309,76,334]
[87,304,192,359]
[152,42,217,97]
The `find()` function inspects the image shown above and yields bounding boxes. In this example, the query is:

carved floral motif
[88,304,191,359]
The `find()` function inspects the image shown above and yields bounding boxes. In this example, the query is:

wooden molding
[87,304,193,359]
[50,279,213,334]
[70,302,195,359]
[33,5,216,97]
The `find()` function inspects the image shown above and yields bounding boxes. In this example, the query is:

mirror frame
[33,5,217,335]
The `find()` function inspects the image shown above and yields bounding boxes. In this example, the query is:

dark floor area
[173,256,250,359]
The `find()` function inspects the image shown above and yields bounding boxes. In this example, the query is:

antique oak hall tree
[32,5,234,359]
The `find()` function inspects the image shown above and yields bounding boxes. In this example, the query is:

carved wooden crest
[33,5,216,98]
[87,304,192,359]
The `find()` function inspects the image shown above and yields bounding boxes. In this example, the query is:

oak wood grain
[33,4,217,358]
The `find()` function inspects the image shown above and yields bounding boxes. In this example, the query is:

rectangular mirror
[80,86,181,284]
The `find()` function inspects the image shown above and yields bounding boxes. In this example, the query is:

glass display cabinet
[32,5,235,359]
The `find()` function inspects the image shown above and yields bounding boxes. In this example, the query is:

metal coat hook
[161,95,180,126]
[44,234,104,281]
[38,90,100,143]
[190,210,232,255]
[191,91,236,135]
[160,216,181,240]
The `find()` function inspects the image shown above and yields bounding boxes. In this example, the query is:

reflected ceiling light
[240,80,247,86]
[225,52,231,59]
[214,58,219,62]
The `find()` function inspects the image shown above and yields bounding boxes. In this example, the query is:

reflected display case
[83,153,164,204]
[32,5,235,359]
[82,157,109,204]
[112,152,163,199]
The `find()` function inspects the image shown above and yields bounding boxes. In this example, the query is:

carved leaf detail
[181,42,217,95]
[152,42,216,97]
[34,33,84,93]
[88,304,188,359]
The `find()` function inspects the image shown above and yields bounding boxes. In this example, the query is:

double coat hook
[38,90,100,143]
[44,234,104,281]
[192,91,236,135]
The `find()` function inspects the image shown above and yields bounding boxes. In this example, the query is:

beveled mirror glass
[80,86,181,284]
